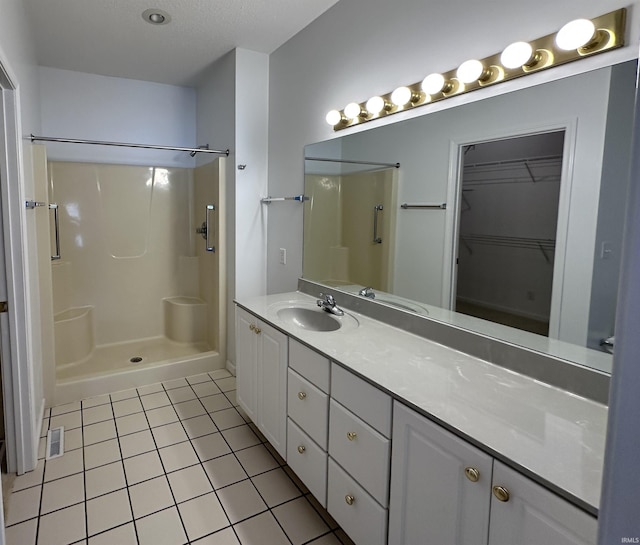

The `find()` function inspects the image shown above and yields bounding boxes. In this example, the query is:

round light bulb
[325,110,343,126]
[456,60,485,84]
[366,96,385,115]
[344,102,363,119]
[422,73,446,95]
[391,86,412,107]
[555,19,596,50]
[501,42,534,69]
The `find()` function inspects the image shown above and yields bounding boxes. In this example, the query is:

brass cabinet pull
[347,431,357,441]
[297,445,306,454]
[492,485,510,502]
[254,327,261,334]
[464,467,480,482]
[298,391,307,400]
[249,324,255,331]
[345,494,355,506]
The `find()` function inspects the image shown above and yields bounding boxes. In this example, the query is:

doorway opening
[454,131,565,336]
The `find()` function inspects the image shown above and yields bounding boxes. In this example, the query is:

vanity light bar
[326,9,626,131]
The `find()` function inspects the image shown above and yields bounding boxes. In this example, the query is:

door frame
[0,48,39,477]
[443,119,578,340]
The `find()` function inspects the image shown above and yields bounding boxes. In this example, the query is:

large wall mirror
[303,59,637,375]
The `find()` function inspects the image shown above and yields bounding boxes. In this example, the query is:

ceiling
[23,0,339,87]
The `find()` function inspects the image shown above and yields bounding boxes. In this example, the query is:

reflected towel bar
[305,157,400,168]
[401,203,447,209]
[261,195,309,204]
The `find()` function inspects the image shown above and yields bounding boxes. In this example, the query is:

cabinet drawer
[331,363,391,437]
[328,458,387,545]
[288,369,329,449]
[329,399,390,506]
[287,419,327,507]
[289,339,330,393]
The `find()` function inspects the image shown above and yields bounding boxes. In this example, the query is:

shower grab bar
[50,203,61,261]
[373,204,383,244]
[206,204,215,253]
[196,205,216,252]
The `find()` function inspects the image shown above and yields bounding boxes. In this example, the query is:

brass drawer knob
[464,467,480,482]
[249,324,255,331]
[492,485,510,502]
[345,494,355,506]
[347,432,357,441]
[297,445,306,454]
[298,391,307,400]
[254,327,261,334]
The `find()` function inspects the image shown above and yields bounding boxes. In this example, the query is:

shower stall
[33,140,227,405]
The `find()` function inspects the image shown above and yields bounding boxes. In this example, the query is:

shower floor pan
[55,336,223,405]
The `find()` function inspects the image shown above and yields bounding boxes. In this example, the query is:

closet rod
[30,134,230,156]
[305,157,400,168]
[463,154,562,169]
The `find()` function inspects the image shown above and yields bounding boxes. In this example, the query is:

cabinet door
[389,402,493,545]
[488,461,597,545]
[235,307,258,423]
[257,320,288,459]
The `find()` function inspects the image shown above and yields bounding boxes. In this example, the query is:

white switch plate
[600,241,613,259]
[279,248,286,265]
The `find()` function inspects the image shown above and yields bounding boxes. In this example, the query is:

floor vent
[46,427,65,460]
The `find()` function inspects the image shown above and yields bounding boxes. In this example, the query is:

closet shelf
[460,234,556,263]
[462,155,563,187]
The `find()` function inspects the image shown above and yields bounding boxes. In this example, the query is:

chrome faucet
[358,286,376,299]
[317,293,344,316]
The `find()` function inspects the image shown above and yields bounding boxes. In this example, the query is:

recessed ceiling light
[142,8,171,25]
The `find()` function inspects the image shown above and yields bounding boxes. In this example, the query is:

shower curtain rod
[29,134,230,157]
[305,156,400,168]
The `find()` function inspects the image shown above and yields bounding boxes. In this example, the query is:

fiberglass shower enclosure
[33,143,227,405]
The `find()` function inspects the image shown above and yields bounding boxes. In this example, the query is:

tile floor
[4,370,355,545]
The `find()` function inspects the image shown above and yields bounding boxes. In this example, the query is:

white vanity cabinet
[235,306,288,458]
[327,363,392,545]
[488,461,597,545]
[389,402,597,545]
[286,339,331,505]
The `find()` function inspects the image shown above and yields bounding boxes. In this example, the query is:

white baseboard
[226,360,236,376]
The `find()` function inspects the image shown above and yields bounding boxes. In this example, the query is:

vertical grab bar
[206,204,215,252]
[49,203,61,260]
[373,204,383,244]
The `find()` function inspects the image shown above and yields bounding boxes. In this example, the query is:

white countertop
[236,291,608,513]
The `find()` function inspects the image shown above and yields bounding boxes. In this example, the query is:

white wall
[588,60,637,350]
[196,48,269,368]
[197,51,237,367]
[39,67,197,168]
[267,0,639,295]
[0,0,45,476]
[234,49,269,302]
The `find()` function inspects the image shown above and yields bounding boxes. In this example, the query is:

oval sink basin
[376,297,429,315]
[277,307,341,332]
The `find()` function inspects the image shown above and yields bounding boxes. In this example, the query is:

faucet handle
[358,287,375,299]
[319,292,333,303]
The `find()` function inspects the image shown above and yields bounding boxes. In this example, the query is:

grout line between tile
[109,394,141,545]
[162,378,242,545]
[135,387,191,543]
[194,384,297,545]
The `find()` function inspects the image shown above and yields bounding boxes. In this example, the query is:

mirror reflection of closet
[454,132,565,336]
